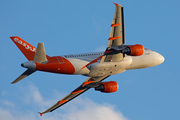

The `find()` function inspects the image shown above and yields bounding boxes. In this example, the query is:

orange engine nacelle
[95,81,118,93]
[123,44,144,56]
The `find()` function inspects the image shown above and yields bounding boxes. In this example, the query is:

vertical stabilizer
[10,36,36,61]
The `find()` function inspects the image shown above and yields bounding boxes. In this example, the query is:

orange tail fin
[10,36,37,61]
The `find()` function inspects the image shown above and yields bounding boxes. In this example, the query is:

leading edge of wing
[38,76,109,116]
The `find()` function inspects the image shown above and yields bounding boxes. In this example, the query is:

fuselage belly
[47,49,164,76]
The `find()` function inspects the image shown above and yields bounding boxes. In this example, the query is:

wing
[101,3,125,63]
[38,76,109,116]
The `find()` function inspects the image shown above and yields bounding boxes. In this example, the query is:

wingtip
[38,112,43,116]
[113,3,119,6]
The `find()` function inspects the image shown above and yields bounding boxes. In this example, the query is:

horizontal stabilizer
[33,43,48,63]
[11,69,36,84]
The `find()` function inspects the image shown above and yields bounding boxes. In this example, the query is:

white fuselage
[63,49,164,77]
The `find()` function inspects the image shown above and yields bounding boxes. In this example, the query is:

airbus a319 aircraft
[10,3,164,116]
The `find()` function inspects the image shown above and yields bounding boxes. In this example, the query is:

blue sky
[1,0,180,120]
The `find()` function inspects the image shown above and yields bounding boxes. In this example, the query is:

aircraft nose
[157,54,165,64]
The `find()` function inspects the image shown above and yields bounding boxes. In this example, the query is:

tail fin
[10,37,49,84]
[10,36,36,61]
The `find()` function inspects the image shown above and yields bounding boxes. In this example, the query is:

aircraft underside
[10,3,164,116]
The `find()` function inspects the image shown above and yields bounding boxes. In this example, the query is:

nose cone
[158,54,165,64]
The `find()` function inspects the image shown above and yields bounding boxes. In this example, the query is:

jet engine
[95,81,118,93]
[123,44,144,56]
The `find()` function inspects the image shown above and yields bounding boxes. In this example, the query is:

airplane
[10,3,164,116]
